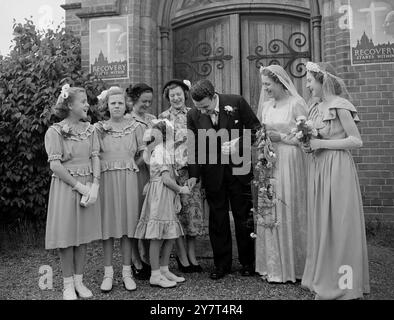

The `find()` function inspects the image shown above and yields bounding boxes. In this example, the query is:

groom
[187,79,261,280]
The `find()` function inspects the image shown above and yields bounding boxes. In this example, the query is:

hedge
[0,20,106,226]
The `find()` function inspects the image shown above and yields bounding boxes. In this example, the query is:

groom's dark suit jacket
[187,94,261,192]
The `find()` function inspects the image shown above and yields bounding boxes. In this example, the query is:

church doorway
[173,13,311,110]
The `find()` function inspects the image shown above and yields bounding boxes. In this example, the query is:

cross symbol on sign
[359,2,388,35]
[97,24,121,59]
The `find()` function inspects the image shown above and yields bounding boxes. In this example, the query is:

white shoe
[63,284,78,300]
[123,275,137,292]
[150,275,177,288]
[100,276,113,293]
[74,275,93,299]
[162,271,186,283]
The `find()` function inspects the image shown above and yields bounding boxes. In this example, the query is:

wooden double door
[174,14,311,111]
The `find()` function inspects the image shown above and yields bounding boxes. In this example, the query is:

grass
[1,219,393,300]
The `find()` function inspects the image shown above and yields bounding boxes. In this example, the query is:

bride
[255,65,308,283]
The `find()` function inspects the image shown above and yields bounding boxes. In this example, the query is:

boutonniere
[60,123,73,139]
[224,105,236,116]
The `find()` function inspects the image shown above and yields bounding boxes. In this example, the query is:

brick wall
[62,0,160,107]
[62,1,82,34]
[321,0,394,221]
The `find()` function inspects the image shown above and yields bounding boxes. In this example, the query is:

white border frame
[89,16,130,80]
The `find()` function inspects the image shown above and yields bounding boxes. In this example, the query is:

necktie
[211,111,219,126]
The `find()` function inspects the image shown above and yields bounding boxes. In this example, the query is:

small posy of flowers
[60,123,73,139]
[99,122,113,138]
[291,116,319,151]
[102,122,113,132]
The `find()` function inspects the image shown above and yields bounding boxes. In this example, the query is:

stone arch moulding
[158,0,315,29]
[156,0,321,107]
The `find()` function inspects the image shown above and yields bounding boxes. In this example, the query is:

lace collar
[95,119,139,138]
[52,121,94,141]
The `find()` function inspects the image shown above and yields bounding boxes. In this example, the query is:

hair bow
[97,89,109,101]
[61,84,70,99]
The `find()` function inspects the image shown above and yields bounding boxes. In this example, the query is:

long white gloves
[74,181,99,208]
[83,183,99,207]
[73,182,90,196]
[310,136,363,151]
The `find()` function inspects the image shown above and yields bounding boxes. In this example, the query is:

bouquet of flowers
[291,116,319,152]
[250,125,282,233]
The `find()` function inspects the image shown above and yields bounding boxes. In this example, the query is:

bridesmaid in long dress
[125,83,157,279]
[301,62,370,300]
[256,65,308,283]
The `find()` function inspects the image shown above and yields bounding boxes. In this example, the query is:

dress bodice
[44,121,99,176]
[149,144,176,181]
[159,106,190,170]
[261,97,308,135]
[126,111,157,129]
[308,96,360,140]
[95,119,141,172]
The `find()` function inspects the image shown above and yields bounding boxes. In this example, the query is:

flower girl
[134,120,190,288]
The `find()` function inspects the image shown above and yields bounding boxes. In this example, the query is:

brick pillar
[321,0,394,222]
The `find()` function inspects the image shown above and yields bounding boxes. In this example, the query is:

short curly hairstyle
[163,83,189,102]
[126,83,154,103]
[52,87,86,120]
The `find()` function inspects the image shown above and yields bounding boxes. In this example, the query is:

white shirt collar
[214,94,220,113]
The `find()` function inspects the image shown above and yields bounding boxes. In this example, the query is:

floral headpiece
[60,84,71,99]
[305,62,327,75]
[97,89,109,101]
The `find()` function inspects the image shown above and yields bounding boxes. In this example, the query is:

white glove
[73,182,90,196]
[83,183,99,207]
[310,136,362,151]
[179,186,191,195]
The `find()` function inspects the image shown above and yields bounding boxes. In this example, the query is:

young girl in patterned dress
[134,120,190,288]
[44,84,101,300]
[95,87,143,293]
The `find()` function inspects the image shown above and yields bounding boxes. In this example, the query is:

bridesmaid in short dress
[95,86,142,293]
[44,85,101,300]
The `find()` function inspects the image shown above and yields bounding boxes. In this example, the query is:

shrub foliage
[0,20,106,225]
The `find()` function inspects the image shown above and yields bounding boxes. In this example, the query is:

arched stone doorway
[157,0,321,112]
